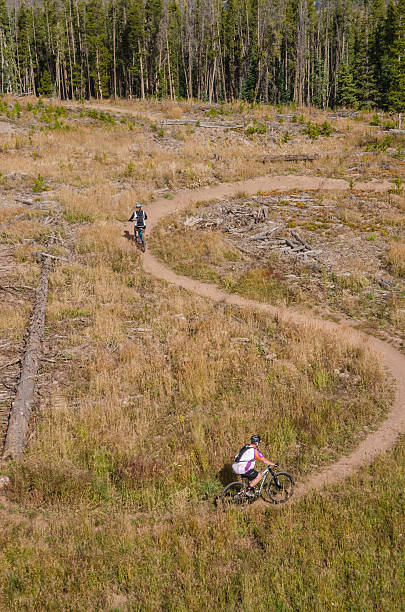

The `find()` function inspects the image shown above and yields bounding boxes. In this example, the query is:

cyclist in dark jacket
[128,203,147,234]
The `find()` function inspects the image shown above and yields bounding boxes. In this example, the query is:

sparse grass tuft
[386,241,405,277]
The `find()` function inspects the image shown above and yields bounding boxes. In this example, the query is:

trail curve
[141,174,404,500]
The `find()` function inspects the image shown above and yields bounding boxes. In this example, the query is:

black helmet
[251,434,261,444]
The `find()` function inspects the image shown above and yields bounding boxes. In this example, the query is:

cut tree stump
[2,256,51,460]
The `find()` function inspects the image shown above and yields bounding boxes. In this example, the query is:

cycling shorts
[244,469,258,481]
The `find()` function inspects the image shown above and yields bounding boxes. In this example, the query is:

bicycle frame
[254,466,274,496]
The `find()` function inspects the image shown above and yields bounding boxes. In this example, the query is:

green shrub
[365,134,393,152]
[123,161,136,177]
[32,173,49,193]
[320,121,333,136]
[303,121,321,139]
[86,109,99,120]
[245,121,267,136]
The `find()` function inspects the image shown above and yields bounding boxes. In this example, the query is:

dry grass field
[0,96,404,610]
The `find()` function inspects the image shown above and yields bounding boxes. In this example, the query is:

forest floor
[0,96,404,610]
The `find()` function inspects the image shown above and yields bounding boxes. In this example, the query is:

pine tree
[39,67,53,95]
[352,23,378,109]
[337,61,358,107]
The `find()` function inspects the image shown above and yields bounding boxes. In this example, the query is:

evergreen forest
[0,0,404,110]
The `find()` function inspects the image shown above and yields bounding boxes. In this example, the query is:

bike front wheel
[267,472,294,503]
[220,482,249,510]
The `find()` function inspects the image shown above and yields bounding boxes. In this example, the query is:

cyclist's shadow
[218,463,235,487]
[124,229,145,252]
[123,230,135,243]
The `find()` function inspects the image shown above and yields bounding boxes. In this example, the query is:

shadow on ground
[218,463,236,486]
[123,230,135,242]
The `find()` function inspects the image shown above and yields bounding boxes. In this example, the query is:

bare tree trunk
[74,0,84,98]
[0,31,4,93]
[166,31,173,99]
[188,38,192,99]
[3,258,51,460]
[138,40,145,99]
[112,0,117,98]
[294,0,306,105]
[209,55,217,103]
[56,50,61,97]
[95,47,103,99]
[65,15,74,97]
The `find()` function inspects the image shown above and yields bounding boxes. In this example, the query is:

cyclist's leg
[245,469,260,489]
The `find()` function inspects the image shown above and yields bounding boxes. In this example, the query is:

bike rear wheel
[267,472,294,503]
[220,482,249,510]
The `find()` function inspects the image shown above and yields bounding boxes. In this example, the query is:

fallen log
[2,256,51,459]
[162,119,244,129]
[262,154,320,162]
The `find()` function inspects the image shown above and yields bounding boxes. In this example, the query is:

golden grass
[0,97,401,610]
[1,219,53,243]
[2,96,396,211]
[386,241,405,277]
[1,436,404,610]
[4,221,391,516]
[0,205,25,224]
[151,215,240,281]
[0,305,29,341]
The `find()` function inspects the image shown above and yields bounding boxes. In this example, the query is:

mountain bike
[134,226,146,252]
[220,464,294,510]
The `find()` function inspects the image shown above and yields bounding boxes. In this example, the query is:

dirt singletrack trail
[141,173,405,501]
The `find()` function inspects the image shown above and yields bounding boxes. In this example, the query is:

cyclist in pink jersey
[232,434,276,495]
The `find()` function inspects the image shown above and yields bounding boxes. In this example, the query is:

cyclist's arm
[261,457,277,467]
[128,211,135,222]
[254,448,276,467]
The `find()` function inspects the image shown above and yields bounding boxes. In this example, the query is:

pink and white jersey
[232,445,263,474]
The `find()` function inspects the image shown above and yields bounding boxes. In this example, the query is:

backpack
[135,210,145,226]
[234,444,251,463]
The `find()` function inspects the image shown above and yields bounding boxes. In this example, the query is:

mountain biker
[128,203,147,239]
[232,434,277,496]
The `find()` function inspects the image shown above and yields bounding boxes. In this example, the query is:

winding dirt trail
[142,174,405,501]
